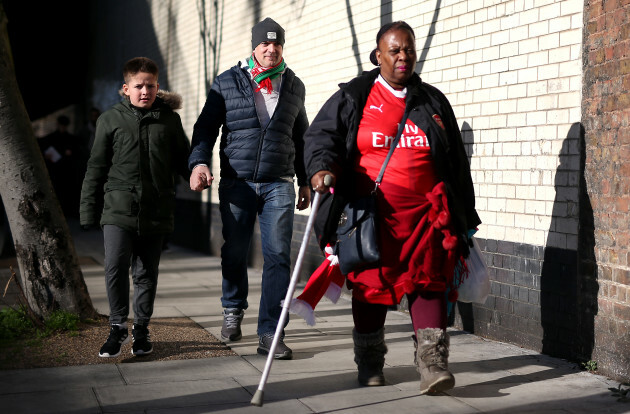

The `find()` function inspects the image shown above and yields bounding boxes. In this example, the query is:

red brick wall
[582,0,630,382]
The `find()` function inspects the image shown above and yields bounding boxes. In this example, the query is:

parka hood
[117,89,183,110]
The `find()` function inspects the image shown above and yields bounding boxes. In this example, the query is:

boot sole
[132,345,154,356]
[420,376,455,395]
[257,347,293,360]
[359,377,385,386]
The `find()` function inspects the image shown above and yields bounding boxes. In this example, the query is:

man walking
[188,18,309,360]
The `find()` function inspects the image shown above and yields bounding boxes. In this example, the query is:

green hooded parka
[80,90,191,235]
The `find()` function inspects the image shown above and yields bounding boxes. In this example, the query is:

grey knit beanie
[251,17,285,50]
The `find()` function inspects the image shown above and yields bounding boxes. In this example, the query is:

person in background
[304,21,480,393]
[77,107,101,198]
[81,106,101,152]
[39,115,81,217]
[80,57,190,358]
[188,18,309,360]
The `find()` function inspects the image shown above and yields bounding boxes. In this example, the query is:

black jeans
[103,225,164,326]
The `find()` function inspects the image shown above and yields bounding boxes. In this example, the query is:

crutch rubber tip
[251,389,264,406]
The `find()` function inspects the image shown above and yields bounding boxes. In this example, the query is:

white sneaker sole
[132,346,153,356]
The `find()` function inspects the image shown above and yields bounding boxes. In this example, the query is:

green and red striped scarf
[248,54,286,93]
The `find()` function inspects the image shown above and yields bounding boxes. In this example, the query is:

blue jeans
[218,177,296,336]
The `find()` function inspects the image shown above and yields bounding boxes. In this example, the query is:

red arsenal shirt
[355,76,438,194]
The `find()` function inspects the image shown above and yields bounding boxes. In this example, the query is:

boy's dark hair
[123,57,159,82]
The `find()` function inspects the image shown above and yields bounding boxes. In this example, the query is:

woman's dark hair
[369,21,416,66]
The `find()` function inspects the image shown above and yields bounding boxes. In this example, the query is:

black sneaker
[131,323,153,356]
[221,308,244,342]
[257,333,292,360]
[99,325,130,358]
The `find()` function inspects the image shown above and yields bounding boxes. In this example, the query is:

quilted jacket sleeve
[188,78,227,170]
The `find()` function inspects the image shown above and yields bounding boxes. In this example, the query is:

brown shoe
[414,328,455,395]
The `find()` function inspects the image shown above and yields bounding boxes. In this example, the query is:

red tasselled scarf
[248,54,286,93]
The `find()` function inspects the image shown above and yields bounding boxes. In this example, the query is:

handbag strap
[373,109,410,192]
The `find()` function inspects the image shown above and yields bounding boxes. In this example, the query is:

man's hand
[296,185,311,211]
[190,165,213,192]
[310,170,335,194]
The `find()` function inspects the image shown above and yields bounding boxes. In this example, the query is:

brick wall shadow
[449,121,476,331]
[541,122,597,361]
[416,0,441,75]
[344,0,364,74]
[576,122,597,361]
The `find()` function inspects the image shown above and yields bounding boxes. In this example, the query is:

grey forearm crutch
[251,175,331,407]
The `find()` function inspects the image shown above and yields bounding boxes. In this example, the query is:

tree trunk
[0,5,98,320]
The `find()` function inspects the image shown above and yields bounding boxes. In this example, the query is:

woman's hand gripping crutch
[251,174,333,407]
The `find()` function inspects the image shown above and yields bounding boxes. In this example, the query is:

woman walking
[304,21,480,394]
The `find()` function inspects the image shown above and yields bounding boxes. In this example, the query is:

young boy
[80,57,190,357]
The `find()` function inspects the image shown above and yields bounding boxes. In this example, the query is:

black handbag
[335,111,409,275]
[336,193,380,275]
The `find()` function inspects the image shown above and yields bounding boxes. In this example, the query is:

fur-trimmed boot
[414,328,455,394]
[353,327,388,386]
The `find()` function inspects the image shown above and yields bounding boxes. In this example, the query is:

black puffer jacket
[304,68,481,249]
[188,62,308,186]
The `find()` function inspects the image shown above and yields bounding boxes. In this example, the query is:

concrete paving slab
[299,387,477,413]
[237,370,361,402]
[116,357,258,384]
[149,399,314,413]
[155,277,211,289]
[447,364,531,389]
[79,265,105,274]
[379,365,421,390]
[281,330,354,355]
[448,373,628,413]
[453,346,535,365]
[180,305,225,320]
[0,364,124,394]
[151,305,187,318]
[157,285,224,298]
[289,316,356,332]
[95,378,252,413]
[0,387,102,414]
[217,335,263,356]
[244,344,357,375]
